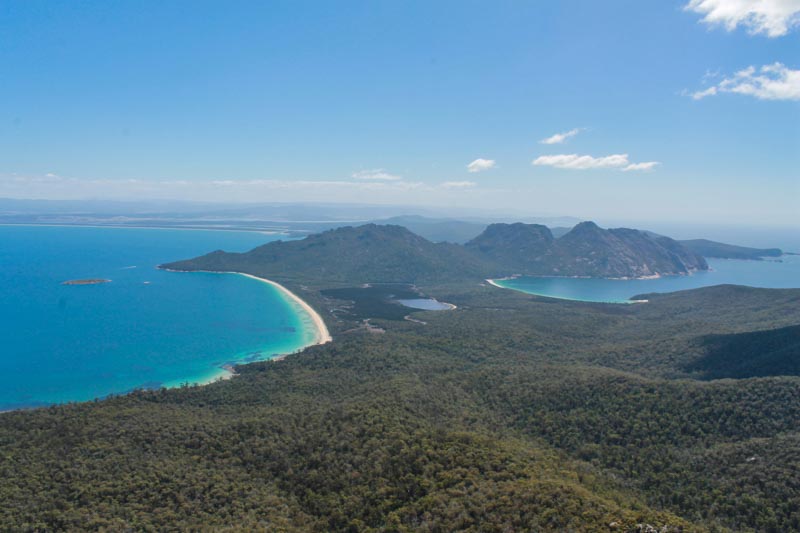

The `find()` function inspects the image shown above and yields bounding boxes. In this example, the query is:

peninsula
[163,221,708,282]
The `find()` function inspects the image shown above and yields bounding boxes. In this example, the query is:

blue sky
[1,1,798,225]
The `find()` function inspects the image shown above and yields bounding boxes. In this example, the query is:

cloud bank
[689,63,800,100]
[621,161,660,172]
[686,0,800,37]
[351,169,403,181]
[532,154,659,172]
[440,181,477,189]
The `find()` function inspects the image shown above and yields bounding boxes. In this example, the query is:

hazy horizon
[2,196,798,250]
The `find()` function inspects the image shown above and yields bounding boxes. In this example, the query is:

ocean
[0,225,316,410]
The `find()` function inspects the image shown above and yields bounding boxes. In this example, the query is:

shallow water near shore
[493,255,800,303]
[0,225,316,410]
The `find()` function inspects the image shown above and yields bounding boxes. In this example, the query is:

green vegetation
[466,221,707,278]
[164,224,500,284]
[679,239,783,260]
[322,284,430,321]
[686,324,800,379]
[166,222,709,282]
[1,279,799,530]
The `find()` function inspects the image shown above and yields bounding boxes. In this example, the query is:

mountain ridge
[165,221,708,282]
[466,221,707,278]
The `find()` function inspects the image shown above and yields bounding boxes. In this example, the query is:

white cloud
[621,162,660,172]
[686,0,800,37]
[351,169,403,181]
[689,63,800,100]
[533,153,629,170]
[540,128,583,145]
[690,86,719,99]
[466,158,496,173]
[532,154,659,172]
[439,180,477,189]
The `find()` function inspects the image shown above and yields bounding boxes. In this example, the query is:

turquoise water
[494,255,800,303]
[0,225,316,410]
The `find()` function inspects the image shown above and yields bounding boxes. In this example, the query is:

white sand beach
[160,268,332,384]
[237,273,332,346]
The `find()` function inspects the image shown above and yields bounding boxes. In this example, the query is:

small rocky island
[61,279,112,285]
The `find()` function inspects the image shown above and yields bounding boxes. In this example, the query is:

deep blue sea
[0,225,315,410]
[495,255,800,303]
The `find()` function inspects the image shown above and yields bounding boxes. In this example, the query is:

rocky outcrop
[467,221,708,278]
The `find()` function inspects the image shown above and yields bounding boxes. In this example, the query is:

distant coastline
[160,267,332,382]
[0,222,288,236]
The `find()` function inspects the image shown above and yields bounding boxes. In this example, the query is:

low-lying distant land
[61,278,111,285]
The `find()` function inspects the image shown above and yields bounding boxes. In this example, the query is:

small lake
[396,298,454,310]
[493,255,800,303]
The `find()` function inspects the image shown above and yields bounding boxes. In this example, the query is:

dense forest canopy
[2,277,799,531]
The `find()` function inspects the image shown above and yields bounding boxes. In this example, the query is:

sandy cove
[160,268,332,379]
[236,272,332,345]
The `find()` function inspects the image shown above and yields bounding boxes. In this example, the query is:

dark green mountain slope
[168,222,709,282]
[686,324,800,379]
[464,222,554,271]
[553,222,707,277]
[165,224,498,283]
[467,221,708,278]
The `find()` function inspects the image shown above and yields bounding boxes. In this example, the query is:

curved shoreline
[161,268,332,382]
[486,278,647,304]
[236,272,332,346]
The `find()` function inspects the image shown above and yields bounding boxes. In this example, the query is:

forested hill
[467,221,707,278]
[164,224,499,283]
[164,221,708,281]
